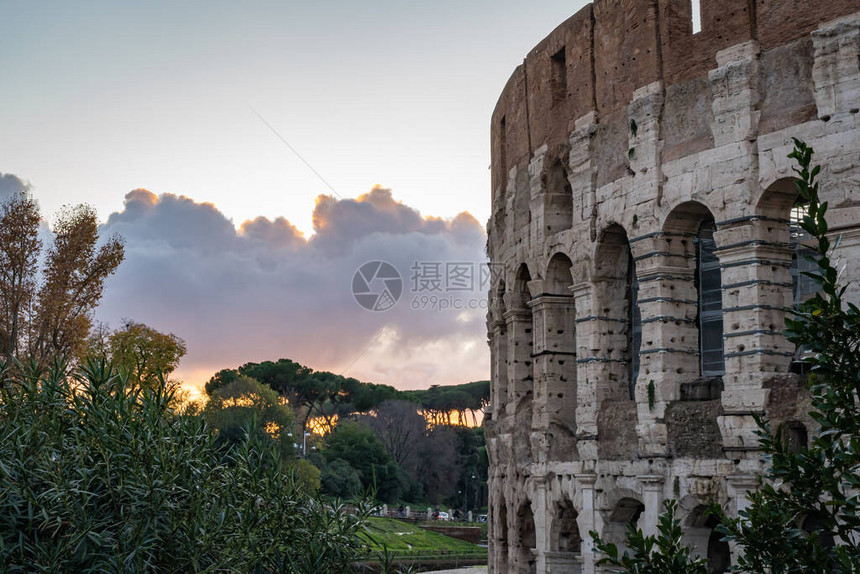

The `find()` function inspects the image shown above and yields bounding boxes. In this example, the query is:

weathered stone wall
[485,2,860,572]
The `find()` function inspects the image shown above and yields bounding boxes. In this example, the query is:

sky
[1,0,590,395]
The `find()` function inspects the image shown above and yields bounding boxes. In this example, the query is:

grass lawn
[361,517,485,557]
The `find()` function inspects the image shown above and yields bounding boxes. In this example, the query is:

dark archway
[517,502,537,573]
[551,499,582,553]
[594,224,639,400]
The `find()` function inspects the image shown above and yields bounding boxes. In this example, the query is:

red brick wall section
[757,0,860,49]
[490,0,859,183]
[659,0,755,86]
[524,6,595,150]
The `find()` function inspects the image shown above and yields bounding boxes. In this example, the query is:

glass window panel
[696,220,725,377]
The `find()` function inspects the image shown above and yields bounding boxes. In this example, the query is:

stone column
[631,260,697,456]
[576,473,598,574]
[529,294,577,462]
[505,306,535,465]
[570,282,599,461]
[716,222,794,451]
[638,475,665,538]
[533,475,550,574]
[505,308,534,414]
[812,16,860,123]
[490,319,509,416]
[726,475,759,567]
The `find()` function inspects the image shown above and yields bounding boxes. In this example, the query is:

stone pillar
[490,318,509,416]
[812,16,860,122]
[533,476,550,574]
[716,222,794,451]
[576,473,598,574]
[829,216,860,307]
[726,475,760,567]
[631,260,697,456]
[570,282,599,460]
[505,306,535,465]
[505,308,534,414]
[638,475,665,538]
[529,294,577,462]
[568,112,597,242]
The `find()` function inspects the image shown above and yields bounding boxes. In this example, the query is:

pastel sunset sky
[1,0,590,396]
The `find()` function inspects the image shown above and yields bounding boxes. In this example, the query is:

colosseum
[483,1,860,572]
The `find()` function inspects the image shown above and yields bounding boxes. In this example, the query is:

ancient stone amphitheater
[484,1,860,572]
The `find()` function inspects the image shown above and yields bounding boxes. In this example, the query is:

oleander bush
[0,359,368,573]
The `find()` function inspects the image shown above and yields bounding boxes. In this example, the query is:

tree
[108,320,186,387]
[203,375,294,457]
[0,360,369,572]
[714,139,860,572]
[322,421,403,503]
[0,192,40,360]
[591,500,708,574]
[0,195,124,367]
[32,204,125,365]
[363,399,427,467]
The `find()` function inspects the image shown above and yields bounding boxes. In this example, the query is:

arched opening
[695,218,725,377]
[496,494,509,572]
[756,178,823,374]
[789,198,821,373]
[783,421,809,453]
[602,497,645,556]
[545,158,573,235]
[801,511,836,551]
[551,499,582,553]
[594,224,639,400]
[517,502,537,573]
[515,264,533,310]
[684,505,730,573]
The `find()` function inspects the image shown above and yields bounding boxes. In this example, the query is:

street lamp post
[303,430,310,458]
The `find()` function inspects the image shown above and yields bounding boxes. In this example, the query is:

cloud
[97,184,489,393]
[0,173,30,201]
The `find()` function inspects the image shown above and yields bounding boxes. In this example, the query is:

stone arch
[601,495,645,555]
[544,156,573,235]
[550,498,582,553]
[592,223,639,401]
[756,177,800,220]
[495,492,510,573]
[756,176,821,373]
[544,251,575,294]
[783,420,809,453]
[516,500,537,574]
[658,201,724,380]
[513,263,534,310]
[800,510,836,550]
[681,501,730,573]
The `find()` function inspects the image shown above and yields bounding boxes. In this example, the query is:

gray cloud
[0,173,30,201]
[97,185,489,392]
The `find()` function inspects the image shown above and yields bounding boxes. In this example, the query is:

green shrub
[0,359,368,573]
